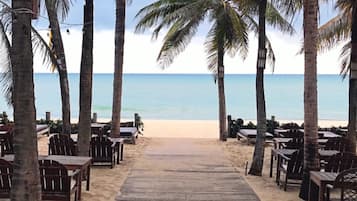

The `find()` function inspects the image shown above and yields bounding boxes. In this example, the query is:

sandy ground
[36,119,346,201]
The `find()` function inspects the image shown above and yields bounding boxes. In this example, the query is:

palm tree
[318,0,356,153]
[135,1,293,141]
[349,0,357,154]
[45,0,72,135]
[249,0,268,176]
[299,0,320,199]
[135,1,241,140]
[11,0,41,199]
[77,0,94,156]
[111,0,127,138]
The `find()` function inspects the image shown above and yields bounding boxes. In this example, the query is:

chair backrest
[90,136,114,164]
[325,152,357,173]
[333,168,357,201]
[286,149,304,176]
[39,160,71,200]
[1,133,13,157]
[0,159,12,198]
[284,137,304,149]
[280,129,303,138]
[49,134,77,156]
[324,138,347,152]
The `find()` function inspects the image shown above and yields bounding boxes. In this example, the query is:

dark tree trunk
[347,2,357,153]
[299,0,320,199]
[249,0,267,176]
[217,41,227,141]
[11,0,41,200]
[78,0,94,156]
[45,0,71,135]
[111,0,126,138]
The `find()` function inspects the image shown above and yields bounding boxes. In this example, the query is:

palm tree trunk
[45,0,71,135]
[217,40,227,141]
[347,2,357,153]
[78,0,94,156]
[249,0,267,176]
[299,0,320,199]
[111,0,126,138]
[11,0,41,199]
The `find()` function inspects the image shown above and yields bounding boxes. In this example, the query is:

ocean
[0,73,349,121]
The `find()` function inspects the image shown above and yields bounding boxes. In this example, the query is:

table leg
[270,149,274,177]
[319,182,324,201]
[86,165,91,191]
[116,143,120,164]
[78,170,83,200]
[120,143,124,161]
[276,155,281,185]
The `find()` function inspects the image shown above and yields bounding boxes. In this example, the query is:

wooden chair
[277,149,304,191]
[0,159,12,198]
[283,137,304,149]
[90,136,116,168]
[324,138,348,152]
[326,168,357,201]
[325,152,357,173]
[279,129,303,138]
[0,133,14,156]
[48,134,77,156]
[39,159,80,201]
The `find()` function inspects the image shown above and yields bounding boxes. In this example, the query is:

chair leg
[284,174,288,191]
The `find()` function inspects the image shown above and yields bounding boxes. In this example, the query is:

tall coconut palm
[349,0,357,154]
[241,0,295,175]
[318,0,356,153]
[111,0,127,138]
[249,0,268,176]
[135,0,255,140]
[11,0,41,199]
[45,0,72,135]
[299,0,320,199]
[135,1,292,141]
[77,0,93,156]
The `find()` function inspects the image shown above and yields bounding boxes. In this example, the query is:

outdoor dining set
[0,121,140,201]
[268,128,357,201]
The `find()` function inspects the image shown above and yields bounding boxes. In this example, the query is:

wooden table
[108,127,138,144]
[2,155,92,200]
[273,138,328,149]
[309,171,337,201]
[237,129,273,143]
[91,123,107,136]
[36,124,50,136]
[269,149,339,181]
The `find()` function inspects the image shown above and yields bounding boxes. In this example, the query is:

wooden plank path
[116,138,260,201]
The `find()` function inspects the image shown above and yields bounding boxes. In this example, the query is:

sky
[32,0,344,74]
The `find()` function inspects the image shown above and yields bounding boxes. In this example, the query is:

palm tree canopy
[0,1,60,105]
[135,0,294,71]
[318,0,353,76]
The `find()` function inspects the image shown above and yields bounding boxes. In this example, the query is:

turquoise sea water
[0,73,349,121]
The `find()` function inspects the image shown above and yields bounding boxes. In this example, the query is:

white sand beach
[37,119,348,201]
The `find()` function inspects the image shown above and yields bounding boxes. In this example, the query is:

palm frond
[135,0,192,35]
[243,15,275,68]
[204,22,219,75]
[55,0,73,21]
[157,16,203,68]
[318,14,350,51]
[31,27,59,71]
[266,2,295,35]
[339,41,351,79]
[0,20,12,106]
[223,3,249,59]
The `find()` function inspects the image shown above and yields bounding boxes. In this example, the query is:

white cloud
[33,28,344,74]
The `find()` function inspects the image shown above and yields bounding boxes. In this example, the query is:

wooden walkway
[116,138,260,201]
